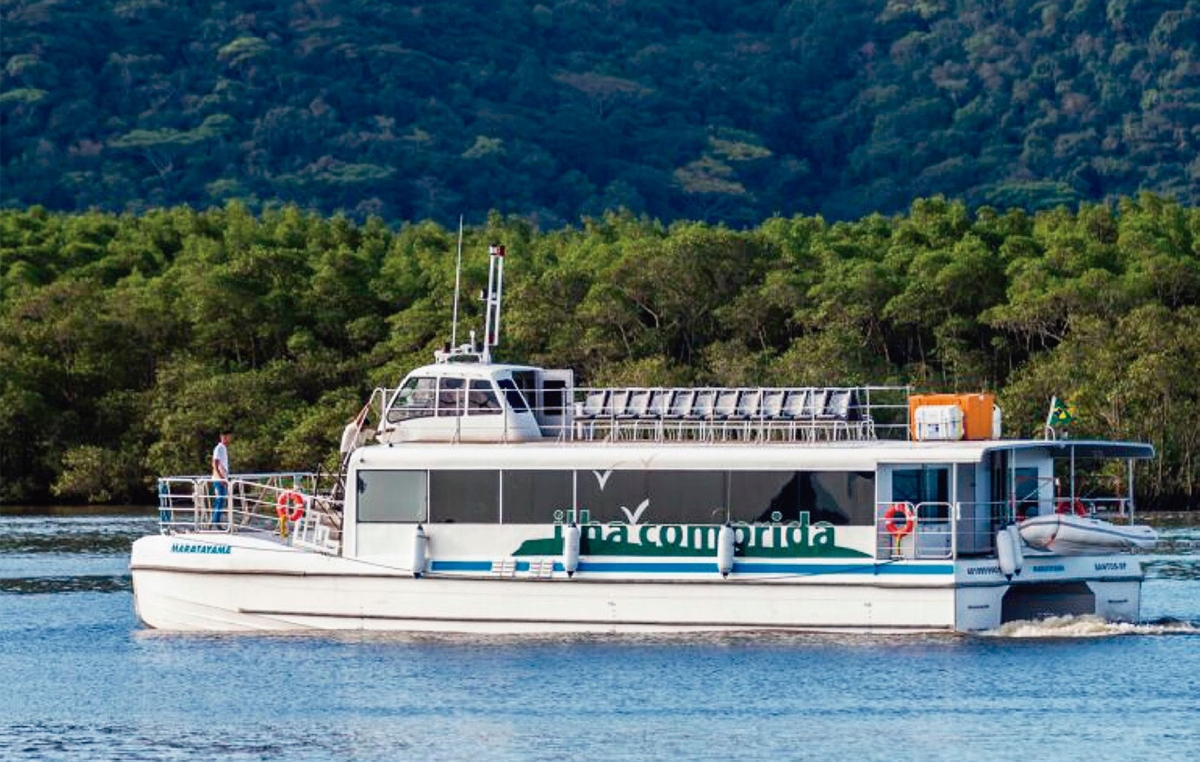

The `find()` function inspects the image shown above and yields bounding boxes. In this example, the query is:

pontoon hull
[130,535,1144,634]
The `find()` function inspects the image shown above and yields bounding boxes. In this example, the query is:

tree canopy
[3,197,1199,507]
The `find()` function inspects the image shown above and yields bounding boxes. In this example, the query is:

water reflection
[0,575,131,595]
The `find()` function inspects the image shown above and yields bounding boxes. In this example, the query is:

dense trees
[2,197,1199,507]
[3,1,1200,226]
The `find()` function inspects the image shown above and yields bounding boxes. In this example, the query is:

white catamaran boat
[131,245,1159,634]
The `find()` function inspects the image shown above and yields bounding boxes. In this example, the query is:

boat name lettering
[170,543,231,555]
[576,516,837,554]
[1094,561,1127,571]
[1031,564,1065,573]
[966,565,1002,576]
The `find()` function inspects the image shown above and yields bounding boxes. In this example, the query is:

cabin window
[542,380,568,418]
[501,470,574,523]
[497,378,530,412]
[430,470,499,523]
[436,377,465,417]
[356,470,426,523]
[891,466,950,525]
[468,380,502,415]
[728,471,876,526]
[511,371,538,412]
[387,376,436,422]
[579,470,728,525]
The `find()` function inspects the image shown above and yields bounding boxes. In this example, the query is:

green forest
[3,196,1200,507]
[3,0,1200,225]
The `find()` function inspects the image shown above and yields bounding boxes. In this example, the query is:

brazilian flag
[1049,397,1076,426]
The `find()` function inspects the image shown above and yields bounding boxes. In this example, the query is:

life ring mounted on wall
[883,503,916,538]
[276,490,306,522]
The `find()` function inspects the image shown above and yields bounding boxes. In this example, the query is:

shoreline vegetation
[2,196,1200,510]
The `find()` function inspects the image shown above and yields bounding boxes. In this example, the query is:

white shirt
[212,441,229,480]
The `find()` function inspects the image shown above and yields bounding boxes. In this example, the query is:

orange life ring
[884,503,915,538]
[276,490,305,522]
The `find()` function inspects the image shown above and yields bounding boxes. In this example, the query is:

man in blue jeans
[211,429,231,527]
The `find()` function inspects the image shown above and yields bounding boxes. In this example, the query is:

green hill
[3,0,1199,225]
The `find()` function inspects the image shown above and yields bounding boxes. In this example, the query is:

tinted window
[728,471,876,526]
[468,379,502,415]
[579,470,727,525]
[502,470,574,523]
[387,376,436,422]
[511,371,537,412]
[356,470,426,523]
[497,378,529,412]
[437,377,465,417]
[430,470,499,523]
[542,380,567,417]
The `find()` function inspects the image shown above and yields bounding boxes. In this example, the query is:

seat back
[691,389,717,417]
[714,389,740,418]
[667,389,695,417]
[760,389,785,418]
[736,389,761,418]
[782,389,809,418]
[645,389,671,417]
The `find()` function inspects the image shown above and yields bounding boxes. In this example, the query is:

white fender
[412,524,428,578]
[1005,524,1025,575]
[562,523,581,577]
[997,529,1017,578]
[717,524,736,577]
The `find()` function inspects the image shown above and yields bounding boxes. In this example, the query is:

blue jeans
[212,481,227,526]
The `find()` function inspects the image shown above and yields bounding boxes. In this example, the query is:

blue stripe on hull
[429,560,955,576]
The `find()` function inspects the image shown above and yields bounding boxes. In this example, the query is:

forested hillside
[3,196,1200,506]
[3,0,1200,225]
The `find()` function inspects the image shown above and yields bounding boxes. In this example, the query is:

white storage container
[913,404,964,441]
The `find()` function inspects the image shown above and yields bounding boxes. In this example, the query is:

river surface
[1,508,1198,761]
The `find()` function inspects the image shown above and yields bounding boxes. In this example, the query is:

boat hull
[130,534,1145,634]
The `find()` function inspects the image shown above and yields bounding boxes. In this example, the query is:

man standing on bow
[211,429,231,527]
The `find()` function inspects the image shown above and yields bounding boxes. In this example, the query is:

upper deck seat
[663,389,696,439]
[780,389,811,441]
[605,389,633,440]
[758,389,786,440]
[821,388,857,439]
[729,389,763,440]
[574,389,611,440]
[639,389,672,440]
[683,389,718,440]
[712,389,741,439]
[807,389,832,439]
[617,388,653,439]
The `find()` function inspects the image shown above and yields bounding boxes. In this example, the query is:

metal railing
[875,501,954,560]
[355,383,912,446]
[156,472,343,554]
[573,385,910,444]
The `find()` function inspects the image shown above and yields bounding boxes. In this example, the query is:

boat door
[534,369,574,438]
[888,464,953,558]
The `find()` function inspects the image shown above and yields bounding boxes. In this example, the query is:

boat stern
[954,553,1146,632]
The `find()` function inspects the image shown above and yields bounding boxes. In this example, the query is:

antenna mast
[482,244,505,364]
[450,215,464,351]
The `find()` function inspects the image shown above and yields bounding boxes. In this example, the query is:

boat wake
[982,614,1200,638]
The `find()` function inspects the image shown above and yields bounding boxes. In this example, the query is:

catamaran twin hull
[130,530,1145,634]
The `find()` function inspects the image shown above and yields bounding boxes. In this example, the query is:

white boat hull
[131,534,1146,634]
[1018,514,1158,555]
[132,534,962,633]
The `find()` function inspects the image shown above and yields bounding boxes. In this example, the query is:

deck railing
[574,385,910,443]
[156,473,343,554]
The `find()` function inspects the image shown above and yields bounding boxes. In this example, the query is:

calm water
[1,509,1199,761]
